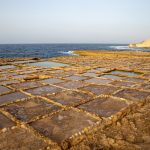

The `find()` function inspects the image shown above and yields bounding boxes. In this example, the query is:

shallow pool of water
[28,61,69,68]
[0,65,15,70]
[99,74,122,80]
[110,70,141,77]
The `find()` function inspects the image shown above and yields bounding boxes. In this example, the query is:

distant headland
[129,38,150,48]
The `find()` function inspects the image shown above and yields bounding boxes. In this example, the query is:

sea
[0,44,150,58]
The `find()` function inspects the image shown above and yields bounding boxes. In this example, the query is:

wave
[109,45,144,51]
[59,51,78,56]
[110,46,130,50]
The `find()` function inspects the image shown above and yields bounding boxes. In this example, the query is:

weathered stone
[38,78,65,85]
[0,113,15,129]
[0,85,11,94]
[3,97,62,122]
[99,74,122,80]
[109,80,136,87]
[0,127,54,150]
[85,78,112,84]
[114,89,150,102]
[80,84,119,96]
[56,81,88,90]
[78,96,128,117]
[30,109,97,144]
[25,85,63,96]
[46,90,93,106]
[10,81,42,90]
[0,92,29,105]
[66,75,88,81]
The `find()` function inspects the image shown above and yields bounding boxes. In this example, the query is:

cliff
[129,39,150,48]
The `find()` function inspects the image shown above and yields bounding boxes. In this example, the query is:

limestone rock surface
[129,39,150,48]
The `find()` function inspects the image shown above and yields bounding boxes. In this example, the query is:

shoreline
[1,50,150,67]
[0,50,150,149]
[1,50,150,65]
[73,50,150,57]
[1,43,150,58]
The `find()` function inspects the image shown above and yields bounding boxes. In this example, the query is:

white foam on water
[59,51,78,56]
[109,45,143,51]
[110,46,130,50]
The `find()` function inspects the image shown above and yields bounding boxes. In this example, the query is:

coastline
[0,50,150,150]
[73,50,150,57]
[1,43,150,58]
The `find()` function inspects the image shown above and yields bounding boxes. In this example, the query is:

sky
[0,0,150,44]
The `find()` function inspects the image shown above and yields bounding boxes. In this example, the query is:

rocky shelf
[129,39,150,48]
[0,51,150,150]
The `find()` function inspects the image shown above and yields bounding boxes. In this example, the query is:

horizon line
[0,42,129,45]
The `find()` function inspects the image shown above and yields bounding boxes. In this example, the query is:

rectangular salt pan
[0,65,15,70]
[110,70,141,77]
[28,61,69,68]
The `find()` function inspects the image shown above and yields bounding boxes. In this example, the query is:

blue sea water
[0,44,150,58]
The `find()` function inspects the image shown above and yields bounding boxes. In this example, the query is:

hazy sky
[0,0,150,44]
